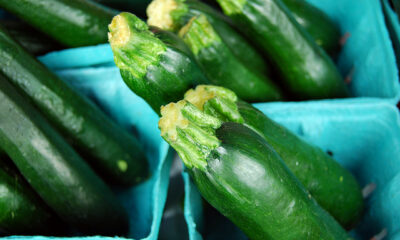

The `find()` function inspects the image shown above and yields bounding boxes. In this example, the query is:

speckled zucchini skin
[282,0,341,57]
[109,12,209,115]
[183,85,363,228]
[167,0,270,74]
[217,0,349,99]
[179,15,282,102]
[0,25,148,186]
[0,157,63,235]
[0,76,129,235]
[158,101,351,240]
[0,0,117,47]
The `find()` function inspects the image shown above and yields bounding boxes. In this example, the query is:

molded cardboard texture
[3,66,173,240]
[184,99,400,240]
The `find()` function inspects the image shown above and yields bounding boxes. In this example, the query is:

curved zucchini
[178,15,282,102]
[0,0,117,47]
[147,0,269,74]
[184,85,363,228]
[282,0,341,57]
[109,12,209,115]
[0,157,64,235]
[0,75,128,235]
[158,100,350,240]
[217,0,349,99]
[0,25,148,186]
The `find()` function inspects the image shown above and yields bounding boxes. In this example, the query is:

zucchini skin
[217,0,349,99]
[110,13,209,115]
[171,0,270,74]
[191,123,350,240]
[184,85,363,228]
[0,76,129,235]
[237,100,363,227]
[0,20,63,56]
[158,101,350,240]
[0,25,148,186]
[0,0,117,47]
[180,15,282,102]
[0,157,64,235]
[281,0,341,57]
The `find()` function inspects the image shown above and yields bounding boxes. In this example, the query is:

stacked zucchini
[0,0,364,238]
[0,0,150,236]
[108,0,364,239]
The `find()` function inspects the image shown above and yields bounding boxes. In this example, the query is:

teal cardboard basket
[183,99,400,240]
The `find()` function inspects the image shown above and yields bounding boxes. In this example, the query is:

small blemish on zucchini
[117,160,128,172]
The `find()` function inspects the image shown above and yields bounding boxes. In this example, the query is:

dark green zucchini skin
[190,123,350,240]
[237,101,363,227]
[282,0,341,57]
[158,102,350,240]
[0,20,63,56]
[0,76,128,235]
[0,0,117,47]
[0,25,148,186]
[217,0,349,100]
[180,15,282,102]
[184,85,363,228]
[171,0,269,74]
[0,157,64,235]
[110,12,209,115]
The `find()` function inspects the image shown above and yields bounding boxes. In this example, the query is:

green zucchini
[158,100,350,240]
[147,0,269,74]
[94,0,150,17]
[0,75,128,235]
[0,25,148,186]
[0,157,64,235]
[0,0,117,47]
[217,0,349,100]
[281,0,341,57]
[184,85,363,228]
[178,15,282,102]
[109,12,209,115]
[1,20,63,56]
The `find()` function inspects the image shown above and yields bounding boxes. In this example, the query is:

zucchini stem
[159,100,221,170]
[178,14,221,55]
[147,0,187,31]
[184,85,243,123]
[216,0,246,15]
[108,12,166,79]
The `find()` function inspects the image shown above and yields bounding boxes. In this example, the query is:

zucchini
[217,0,349,100]
[1,20,62,56]
[184,85,363,228]
[0,157,64,235]
[281,0,341,57]
[0,0,117,47]
[109,12,209,115]
[158,100,350,240]
[0,75,128,235]
[178,15,282,102]
[0,25,148,186]
[147,0,269,74]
